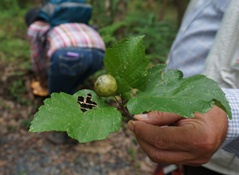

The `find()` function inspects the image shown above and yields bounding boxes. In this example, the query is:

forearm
[221,88,239,156]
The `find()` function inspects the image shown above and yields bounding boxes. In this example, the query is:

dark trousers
[184,166,226,175]
[48,47,104,94]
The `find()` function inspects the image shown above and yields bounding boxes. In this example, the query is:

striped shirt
[27,21,105,74]
[166,0,229,77]
[166,0,239,156]
[47,23,105,57]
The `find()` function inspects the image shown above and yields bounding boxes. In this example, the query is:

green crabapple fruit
[94,74,118,97]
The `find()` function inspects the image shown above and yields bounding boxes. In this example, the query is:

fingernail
[134,114,148,119]
[128,121,135,131]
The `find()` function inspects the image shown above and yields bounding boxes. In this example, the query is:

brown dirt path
[0,62,156,175]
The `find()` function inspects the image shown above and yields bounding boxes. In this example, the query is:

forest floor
[0,61,157,175]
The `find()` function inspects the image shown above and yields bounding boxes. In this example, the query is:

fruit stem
[114,96,134,120]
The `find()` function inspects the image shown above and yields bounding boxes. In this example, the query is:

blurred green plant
[0,0,36,10]
[128,147,136,161]
[0,0,19,10]
[125,12,176,64]
[99,21,127,47]
[8,78,29,105]
[0,7,30,63]
[90,0,177,64]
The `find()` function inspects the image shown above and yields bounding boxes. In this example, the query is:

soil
[0,61,157,175]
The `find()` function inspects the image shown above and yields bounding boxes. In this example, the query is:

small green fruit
[94,74,118,97]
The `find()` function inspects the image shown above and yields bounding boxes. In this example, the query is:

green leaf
[29,90,122,143]
[104,35,149,99]
[127,65,232,119]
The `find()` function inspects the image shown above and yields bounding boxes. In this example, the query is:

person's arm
[127,104,230,165]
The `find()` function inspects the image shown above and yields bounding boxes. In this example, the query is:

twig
[114,96,134,120]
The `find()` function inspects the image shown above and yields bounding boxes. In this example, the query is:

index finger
[128,120,199,152]
[134,111,183,126]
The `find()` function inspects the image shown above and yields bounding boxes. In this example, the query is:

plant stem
[113,96,134,120]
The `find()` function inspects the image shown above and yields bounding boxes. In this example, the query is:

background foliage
[0,0,187,102]
[0,0,185,63]
[89,0,184,63]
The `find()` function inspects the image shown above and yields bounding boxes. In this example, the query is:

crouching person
[27,21,105,96]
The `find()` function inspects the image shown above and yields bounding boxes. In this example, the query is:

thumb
[134,111,182,126]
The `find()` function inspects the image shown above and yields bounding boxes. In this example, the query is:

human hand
[127,106,228,165]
